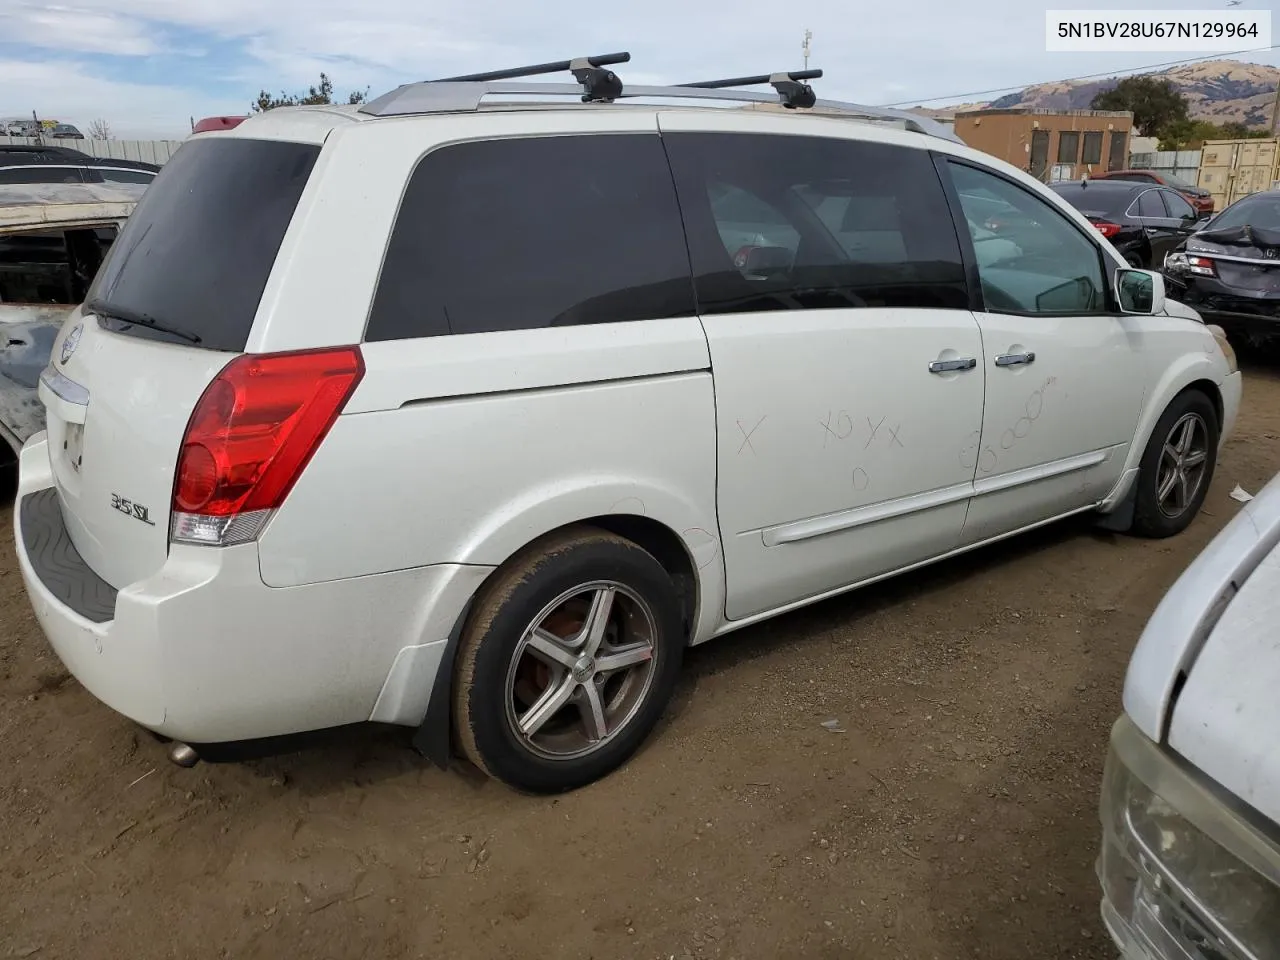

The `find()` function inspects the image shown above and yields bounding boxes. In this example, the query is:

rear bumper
[14,434,490,744]
[1165,278,1280,338]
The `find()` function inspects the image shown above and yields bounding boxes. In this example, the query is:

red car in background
[191,116,247,135]
[1087,168,1215,217]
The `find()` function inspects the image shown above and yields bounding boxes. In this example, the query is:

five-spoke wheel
[453,527,683,793]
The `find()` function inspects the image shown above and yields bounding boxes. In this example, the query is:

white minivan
[14,59,1241,792]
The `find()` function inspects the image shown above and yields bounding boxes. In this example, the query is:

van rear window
[88,137,319,352]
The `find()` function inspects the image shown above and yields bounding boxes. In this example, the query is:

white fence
[0,136,183,165]
[1129,149,1202,184]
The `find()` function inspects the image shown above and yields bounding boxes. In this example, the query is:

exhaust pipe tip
[168,742,200,768]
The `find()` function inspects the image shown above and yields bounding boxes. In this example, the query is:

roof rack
[359,54,962,144]
[676,70,822,109]
[435,52,629,103]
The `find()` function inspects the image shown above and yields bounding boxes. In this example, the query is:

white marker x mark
[887,423,904,448]
[737,416,766,455]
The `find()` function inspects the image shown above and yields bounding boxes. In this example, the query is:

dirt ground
[2,367,1278,960]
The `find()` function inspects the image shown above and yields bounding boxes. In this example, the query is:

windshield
[1204,194,1280,232]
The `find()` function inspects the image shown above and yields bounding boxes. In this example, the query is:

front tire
[1130,390,1219,538]
[453,526,684,793]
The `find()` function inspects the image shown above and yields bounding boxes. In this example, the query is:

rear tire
[1130,390,1219,538]
[453,526,684,793]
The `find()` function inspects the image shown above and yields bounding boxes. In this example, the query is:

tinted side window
[366,135,694,341]
[948,162,1107,316]
[96,168,155,185]
[0,166,86,185]
[1136,190,1166,218]
[1163,190,1197,220]
[664,133,968,314]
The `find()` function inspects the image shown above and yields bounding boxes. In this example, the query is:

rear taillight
[170,346,364,546]
[1184,255,1218,277]
[1165,251,1218,278]
[1092,221,1123,239]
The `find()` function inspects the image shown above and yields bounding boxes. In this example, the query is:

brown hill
[914,59,1280,130]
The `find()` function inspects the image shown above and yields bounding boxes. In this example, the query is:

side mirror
[1115,267,1166,316]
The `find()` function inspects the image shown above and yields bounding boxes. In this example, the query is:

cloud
[2,0,1279,135]
[0,59,243,139]
[0,2,159,56]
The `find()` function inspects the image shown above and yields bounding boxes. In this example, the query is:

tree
[87,118,112,140]
[1091,76,1189,137]
[252,72,369,113]
[1158,117,1273,150]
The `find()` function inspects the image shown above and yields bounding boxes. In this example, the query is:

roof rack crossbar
[432,52,628,102]
[676,69,822,89]
[434,52,630,83]
[677,69,822,109]
[357,79,963,144]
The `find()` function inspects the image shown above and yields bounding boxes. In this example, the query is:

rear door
[40,135,322,589]
[660,120,986,621]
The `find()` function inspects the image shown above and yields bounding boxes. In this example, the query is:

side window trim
[938,155,1121,318]
[929,151,986,314]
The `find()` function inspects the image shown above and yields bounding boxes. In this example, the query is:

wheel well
[1180,378,1223,429]
[583,514,699,639]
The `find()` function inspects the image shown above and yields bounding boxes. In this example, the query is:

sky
[0,0,1277,140]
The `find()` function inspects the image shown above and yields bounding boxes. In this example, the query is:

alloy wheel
[1156,412,1210,519]
[503,581,658,761]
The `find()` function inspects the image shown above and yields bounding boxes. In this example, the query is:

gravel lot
[2,364,1277,960]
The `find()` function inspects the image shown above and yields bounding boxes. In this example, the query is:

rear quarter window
[89,137,320,351]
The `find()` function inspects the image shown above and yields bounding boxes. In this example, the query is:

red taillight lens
[172,346,364,532]
[1092,221,1123,239]
[1186,255,1218,277]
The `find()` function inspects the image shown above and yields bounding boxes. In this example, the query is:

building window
[1082,131,1103,165]
[1057,131,1081,164]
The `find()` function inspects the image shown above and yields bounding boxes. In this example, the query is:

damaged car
[0,180,145,460]
[1162,190,1280,349]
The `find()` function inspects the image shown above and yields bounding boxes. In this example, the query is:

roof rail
[676,69,822,109]
[359,66,962,144]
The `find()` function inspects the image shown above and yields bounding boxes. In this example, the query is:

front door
[659,120,987,620]
[1137,188,1200,266]
[944,159,1147,545]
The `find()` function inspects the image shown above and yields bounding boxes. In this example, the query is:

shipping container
[1198,138,1280,211]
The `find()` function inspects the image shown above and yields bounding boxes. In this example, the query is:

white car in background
[0,181,144,456]
[1101,471,1280,960]
[11,57,1243,793]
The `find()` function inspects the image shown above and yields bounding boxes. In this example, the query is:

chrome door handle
[995,352,1036,367]
[928,357,977,374]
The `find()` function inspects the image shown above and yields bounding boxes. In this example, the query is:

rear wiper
[84,298,202,344]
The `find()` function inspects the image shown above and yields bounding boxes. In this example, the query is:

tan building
[952,108,1134,181]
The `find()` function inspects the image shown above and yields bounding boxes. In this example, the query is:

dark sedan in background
[1085,168,1215,217]
[1047,179,1202,269]
[1162,190,1280,348]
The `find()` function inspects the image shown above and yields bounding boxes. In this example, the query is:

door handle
[928,357,977,374]
[994,352,1036,367]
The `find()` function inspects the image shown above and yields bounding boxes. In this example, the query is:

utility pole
[802,29,812,70]
[1271,78,1280,135]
